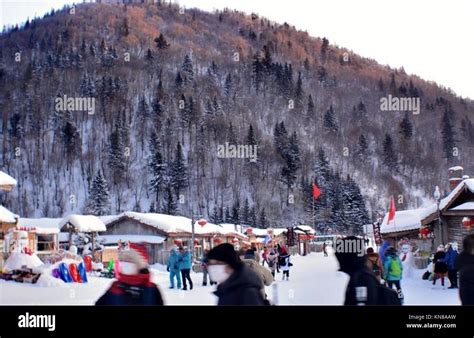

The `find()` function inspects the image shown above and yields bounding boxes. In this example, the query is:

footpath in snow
[0,250,461,305]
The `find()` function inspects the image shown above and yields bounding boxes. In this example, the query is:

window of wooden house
[37,234,55,252]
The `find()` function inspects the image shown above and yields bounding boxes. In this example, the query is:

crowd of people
[94,234,474,306]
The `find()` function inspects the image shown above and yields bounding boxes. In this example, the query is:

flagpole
[313,194,315,229]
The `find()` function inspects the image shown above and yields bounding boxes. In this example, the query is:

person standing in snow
[278,246,291,281]
[267,249,278,277]
[201,249,217,286]
[239,248,274,301]
[445,243,459,289]
[379,240,391,264]
[366,247,384,282]
[207,243,266,305]
[335,236,380,305]
[322,242,328,257]
[432,245,448,288]
[96,244,164,306]
[456,235,474,305]
[178,246,193,290]
[167,248,182,289]
[262,246,269,266]
[383,247,403,294]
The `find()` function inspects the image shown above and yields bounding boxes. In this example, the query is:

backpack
[388,256,402,277]
[278,256,286,266]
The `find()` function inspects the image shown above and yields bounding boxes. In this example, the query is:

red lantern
[174,239,182,246]
[198,219,207,227]
[463,217,473,228]
[194,239,199,246]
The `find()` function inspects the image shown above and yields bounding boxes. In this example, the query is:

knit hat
[118,243,149,270]
[207,243,241,269]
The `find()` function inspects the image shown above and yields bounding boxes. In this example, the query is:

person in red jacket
[96,243,164,306]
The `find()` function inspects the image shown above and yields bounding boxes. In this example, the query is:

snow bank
[36,273,65,287]
[0,205,17,223]
[0,170,17,187]
[17,218,61,234]
[3,252,44,272]
[60,214,106,232]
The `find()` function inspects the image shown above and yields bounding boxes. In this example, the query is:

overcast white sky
[1,0,473,99]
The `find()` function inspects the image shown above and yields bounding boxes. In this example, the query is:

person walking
[267,249,278,277]
[445,243,459,289]
[96,243,164,305]
[456,235,474,305]
[322,242,328,257]
[262,246,269,266]
[167,248,182,289]
[207,243,266,305]
[278,247,291,281]
[432,245,448,289]
[383,247,403,301]
[178,246,193,290]
[366,247,384,282]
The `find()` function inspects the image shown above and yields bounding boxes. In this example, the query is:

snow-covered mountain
[0,2,473,231]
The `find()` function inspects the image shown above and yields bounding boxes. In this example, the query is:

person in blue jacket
[383,247,403,292]
[178,246,193,290]
[167,248,182,289]
[445,243,459,289]
[379,240,391,264]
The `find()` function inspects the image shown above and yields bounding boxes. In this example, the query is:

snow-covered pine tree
[323,105,339,132]
[170,142,188,199]
[148,130,166,203]
[382,133,397,171]
[294,71,304,112]
[441,107,456,162]
[241,198,250,225]
[107,118,126,182]
[249,206,257,227]
[306,94,315,121]
[162,184,177,215]
[84,170,111,216]
[181,54,194,84]
[399,112,413,140]
[258,208,267,228]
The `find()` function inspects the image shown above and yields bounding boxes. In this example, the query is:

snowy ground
[0,249,461,305]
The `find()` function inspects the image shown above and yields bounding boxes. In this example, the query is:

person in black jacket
[432,245,448,288]
[335,236,379,305]
[456,235,474,305]
[207,243,265,306]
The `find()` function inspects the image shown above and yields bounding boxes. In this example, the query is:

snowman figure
[398,238,414,279]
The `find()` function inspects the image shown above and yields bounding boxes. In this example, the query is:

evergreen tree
[306,94,315,121]
[85,171,111,216]
[273,121,289,158]
[62,114,81,169]
[148,130,166,203]
[246,124,257,146]
[258,208,267,228]
[382,133,397,171]
[224,207,231,223]
[154,33,170,50]
[441,108,456,162]
[294,71,304,112]
[241,198,251,225]
[108,120,126,181]
[249,206,257,227]
[207,60,220,87]
[224,73,232,97]
[252,52,263,94]
[230,200,240,224]
[281,131,301,197]
[262,45,272,74]
[399,112,413,140]
[163,185,177,215]
[181,54,194,84]
[175,71,183,89]
[356,134,368,160]
[170,142,188,198]
[210,205,223,224]
[323,105,339,132]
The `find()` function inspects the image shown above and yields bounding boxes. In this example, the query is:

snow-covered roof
[17,218,61,234]
[0,205,18,223]
[60,215,106,232]
[215,224,248,239]
[99,234,166,245]
[450,202,474,211]
[449,166,464,171]
[440,179,474,211]
[294,225,316,234]
[380,204,437,234]
[273,228,287,236]
[0,170,17,188]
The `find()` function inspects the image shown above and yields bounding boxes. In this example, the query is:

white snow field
[0,249,461,305]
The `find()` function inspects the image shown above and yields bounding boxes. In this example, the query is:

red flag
[312,182,321,199]
[388,196,396,223]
